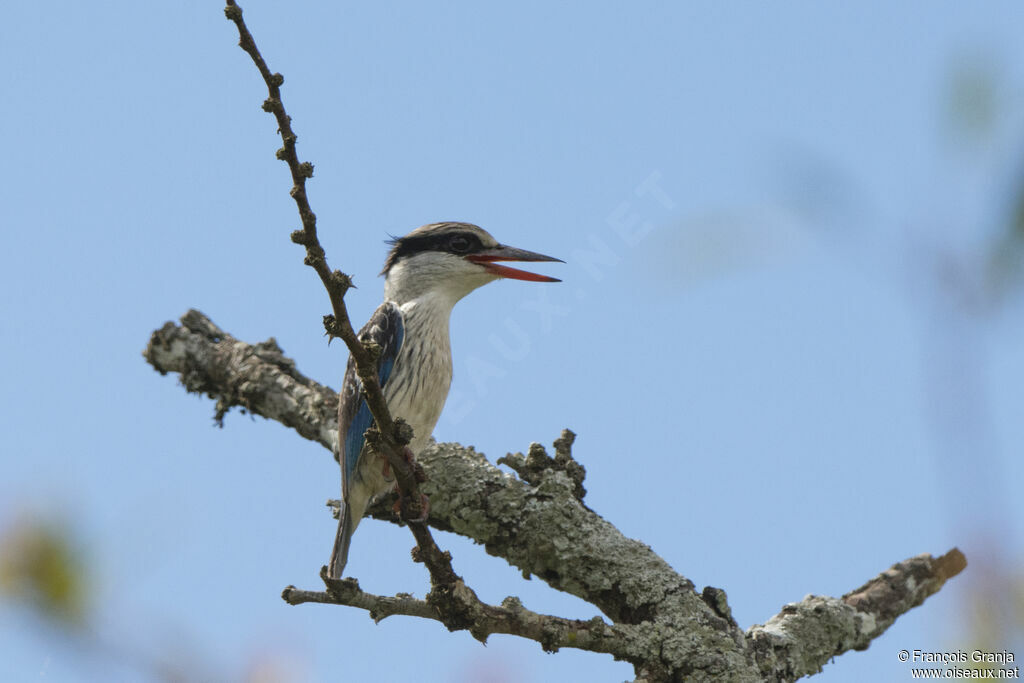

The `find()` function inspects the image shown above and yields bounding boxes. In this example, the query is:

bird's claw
[411,460,427,483]
[392,492,430,523]
[401,446,428,482]
[382,447,427,483]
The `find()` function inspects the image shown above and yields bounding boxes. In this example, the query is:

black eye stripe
[381,223,490,274]
[448,235,473,252]
[388,231,482,260]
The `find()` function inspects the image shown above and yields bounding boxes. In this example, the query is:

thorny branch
[144,311,966,681]
[222,0,450,587]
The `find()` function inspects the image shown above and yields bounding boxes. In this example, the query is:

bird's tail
[328,501,358,579]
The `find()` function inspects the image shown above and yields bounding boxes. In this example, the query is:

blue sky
[2,2,1024,681]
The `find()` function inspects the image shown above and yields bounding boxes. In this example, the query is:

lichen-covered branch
[747,549,967,679]
[145,310,966,681]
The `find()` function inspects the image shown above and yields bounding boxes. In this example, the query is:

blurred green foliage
[0,516,89,627]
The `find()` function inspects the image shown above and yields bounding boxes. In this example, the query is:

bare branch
[222,0,454,587]
[282,569,633,660]
[145,310,966,681]
[282,572,437,622]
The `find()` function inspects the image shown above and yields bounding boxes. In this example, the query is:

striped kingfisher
[328,222,561,578]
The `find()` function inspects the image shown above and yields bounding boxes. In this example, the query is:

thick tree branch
[222,0,448,585]
[747,548,967,680]
[145,311,966,681]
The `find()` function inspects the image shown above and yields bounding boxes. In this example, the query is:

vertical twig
[222,0,459,590]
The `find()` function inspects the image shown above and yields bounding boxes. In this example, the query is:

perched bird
[328,222,561,579]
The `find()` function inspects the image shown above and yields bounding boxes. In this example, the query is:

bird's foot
[411,460,427,483]
[382,447,427,483]
[392,491,430,523]
[402,446,428,483]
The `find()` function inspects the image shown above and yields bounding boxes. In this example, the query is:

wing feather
[338,302,404,499]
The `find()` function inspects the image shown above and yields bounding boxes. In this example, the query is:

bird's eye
[448,235,472,253]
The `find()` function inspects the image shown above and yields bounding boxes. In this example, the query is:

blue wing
[338,301,404,498]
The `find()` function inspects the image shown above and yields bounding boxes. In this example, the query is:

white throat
[383,253,498,307]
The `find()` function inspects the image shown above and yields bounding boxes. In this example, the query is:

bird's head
[382,222,562,304]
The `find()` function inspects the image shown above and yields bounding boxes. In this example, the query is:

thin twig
[222,0,457,589]
[280,569,632,660]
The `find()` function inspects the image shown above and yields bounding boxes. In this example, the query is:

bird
[328,222,562,579]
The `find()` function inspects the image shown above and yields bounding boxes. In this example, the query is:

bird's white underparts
[328,222,562,579]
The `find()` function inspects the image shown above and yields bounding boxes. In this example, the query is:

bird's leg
[388,445,430,522]
[405,446,428,483]
[383,446,426,482]
[391,488,430,523]
[403,492,430,523]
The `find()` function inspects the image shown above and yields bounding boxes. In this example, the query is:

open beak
[466,245,563,282]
